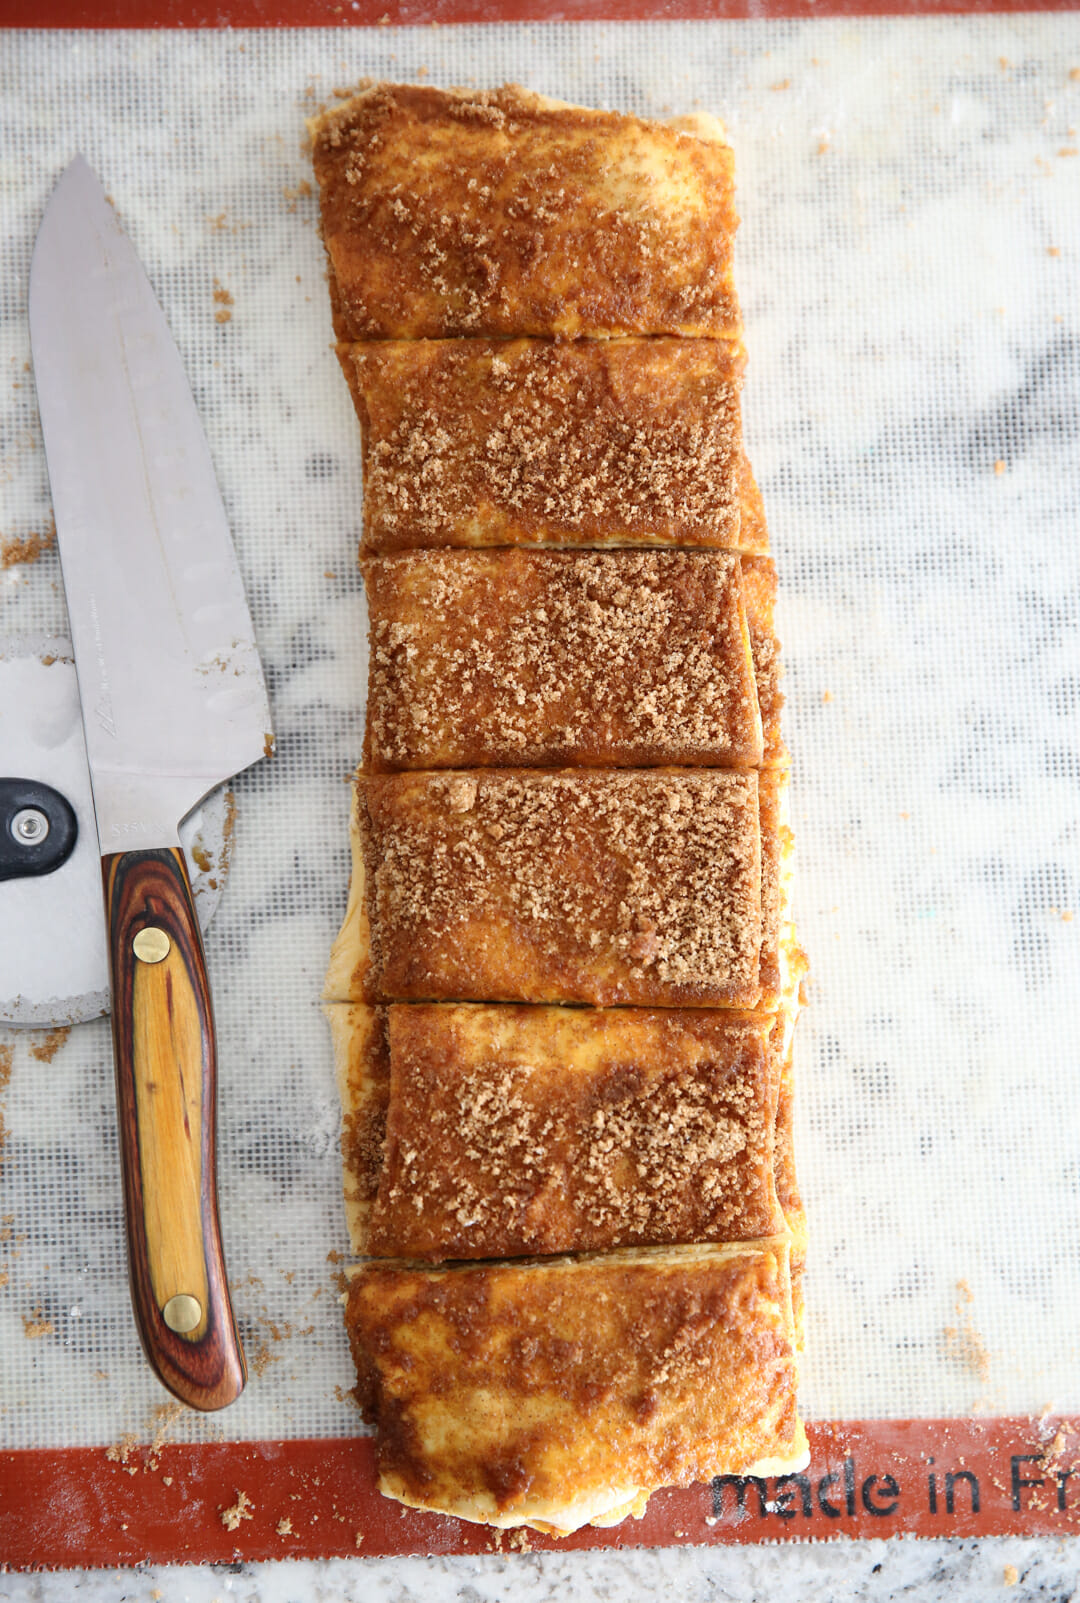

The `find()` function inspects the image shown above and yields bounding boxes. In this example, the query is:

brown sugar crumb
[1,519,56,569]
[994,458,1007,475]
[144,1400,184,1470]
[1003,1564,1019,1585]
[508,1529,532,1551]
[22,1308,54,1339]
[250,1343,278,1377]
[213,280,234,323]
[362,549,763,771]
[283,179,313,211]
[347,338,753,553]
[28,1027,70,1064]
[105,1433,139,1465]
[277,1517,294,1536]
[359,768,763,1007]
[944,1280,991,1381]
[1039,1427,1068,1472]
[220,1490,255,1531]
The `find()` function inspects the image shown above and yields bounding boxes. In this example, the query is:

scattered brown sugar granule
[28,1026,70,1064]
[943,1279,991,1381]
[361,1003,782,1260]
[283,179,313,211]
[362,548,763,771]
[277,1517,294,1536]
[357,768,763,1008]
[220,1490,255,1531]
[1003,1564,1019,1586]
[105,1433,138,1465]
[250,1343,278,1377]
[22,1309,54,1339]
[1,520,56,569]
[213,280,234,324]
[344,337,757,554]
[310,83,740,341]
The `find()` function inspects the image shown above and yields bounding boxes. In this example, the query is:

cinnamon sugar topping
[346,337,750,552]
[364,549,763,770]
[358,769,763,1007]
[310,84,741,341]
[363,1005,781,1259]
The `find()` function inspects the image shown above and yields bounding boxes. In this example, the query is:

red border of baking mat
[3,0,1075,1571]
[1,0,1075,27]
[4,1419,1080,1568]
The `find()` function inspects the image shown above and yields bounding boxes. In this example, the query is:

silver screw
[11,808,49,846]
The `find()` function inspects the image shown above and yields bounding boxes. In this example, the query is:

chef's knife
[28,157,273,1412]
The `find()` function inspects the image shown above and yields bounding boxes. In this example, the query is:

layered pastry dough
[315,80,808,1536]
[326,768,767,1009]
[363,549,764,771]
[329,1001,785,1260]
[310,85,741,342]
[345,1240,807,1536]
[341,337,762,554]
[741,556,788,768]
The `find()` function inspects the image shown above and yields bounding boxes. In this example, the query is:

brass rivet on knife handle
[133,927,171,964]
[103,845,246,1411]
[162,1293,203,1334]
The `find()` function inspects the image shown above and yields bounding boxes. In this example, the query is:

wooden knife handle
[103,846,246,1412]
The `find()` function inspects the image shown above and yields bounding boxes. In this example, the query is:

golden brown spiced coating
[759,766,794,1011]
[311,84,741,341]
[342,337,760,554]
[350,768,764,1008]
[345,1240,806,1533]
[363,549,763,772]
[340,1002,783,1259]
[326,1002,390,1252]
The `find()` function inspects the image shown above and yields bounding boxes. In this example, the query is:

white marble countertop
[3,1538,1079,1600]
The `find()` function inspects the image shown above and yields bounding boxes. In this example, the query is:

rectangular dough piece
[362,549,764,772]
[341,337,763,555]
[310,84,740,341]
[328,1001,784,1260]
[344,1239,807,1535]
[326,768,765,1009]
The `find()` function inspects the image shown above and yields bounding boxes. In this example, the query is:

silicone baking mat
[1,7,1078,1567]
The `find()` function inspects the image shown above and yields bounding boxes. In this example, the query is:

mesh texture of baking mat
[0,16,1078,1452]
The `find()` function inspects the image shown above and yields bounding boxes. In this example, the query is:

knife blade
[28,156,273,1412]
